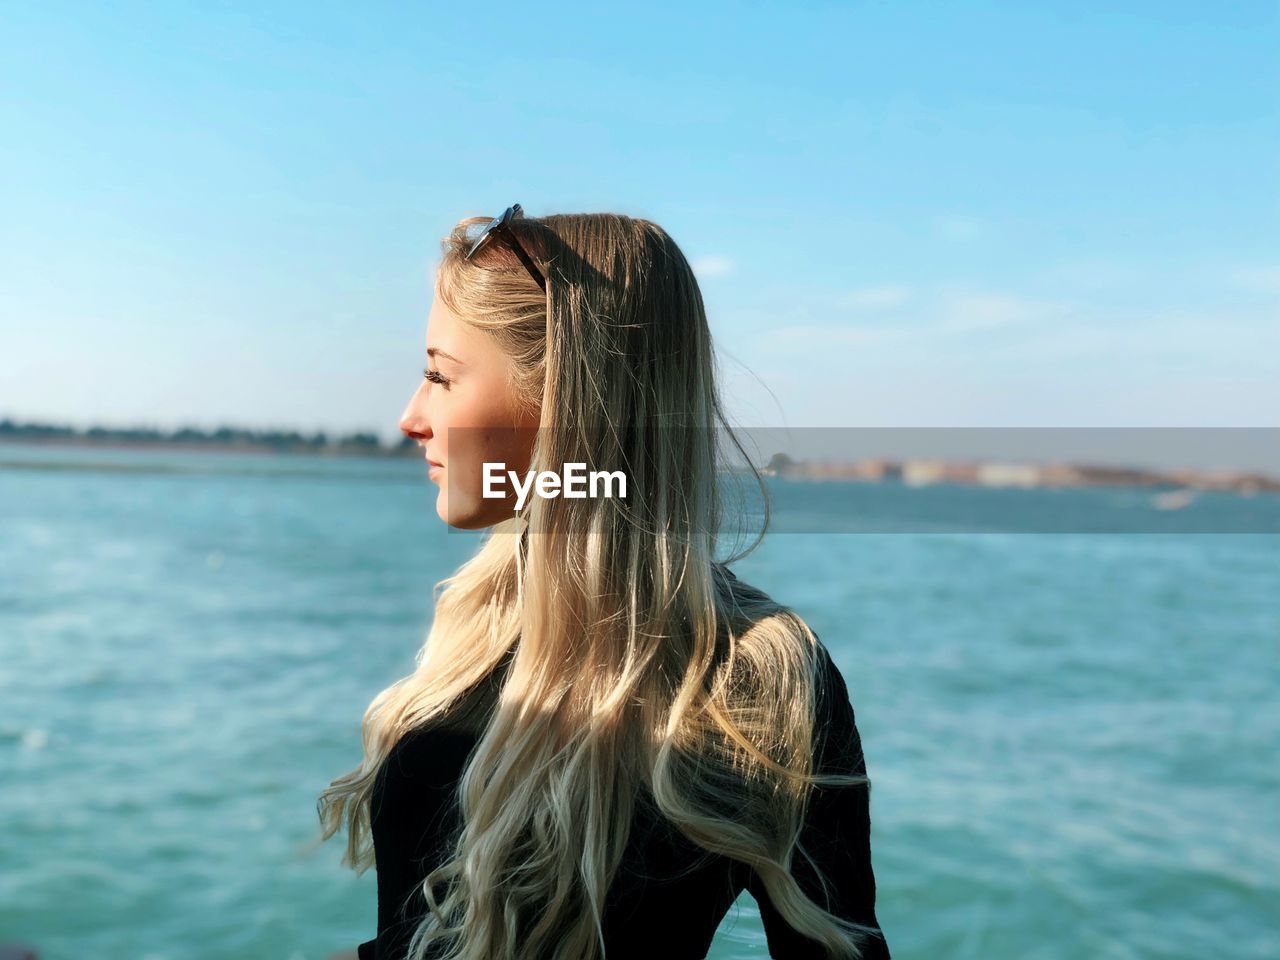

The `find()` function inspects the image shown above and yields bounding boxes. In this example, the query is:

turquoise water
[1,443,1277,959]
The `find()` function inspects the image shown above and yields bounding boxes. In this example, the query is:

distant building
[902,459,948,486]
[977,461,1042,488]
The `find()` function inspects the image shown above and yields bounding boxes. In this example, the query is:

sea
[1,442,1277,959]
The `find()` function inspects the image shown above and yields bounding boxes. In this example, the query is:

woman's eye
[423,367,450,387]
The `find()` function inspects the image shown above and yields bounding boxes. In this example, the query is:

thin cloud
[934,216,984,241]
[938,292,1076,332]
[751,289,1078,354]
[1034,257,1150,290]
[751,324,907,354]
[840,285,913,310]
[1225,264,1280,296]
[691,255,735,278]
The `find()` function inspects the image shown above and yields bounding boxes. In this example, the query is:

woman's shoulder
[712,566,858,752]
[805,633,866,777]
[810,632,850,702]
[377,695,497,796]
[376,648,516,800]
[375,721,479,800]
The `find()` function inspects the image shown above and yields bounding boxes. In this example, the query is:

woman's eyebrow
[427,347,465,365]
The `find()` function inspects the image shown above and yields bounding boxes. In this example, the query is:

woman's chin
[436,493,517,531]
[436,492,483,529]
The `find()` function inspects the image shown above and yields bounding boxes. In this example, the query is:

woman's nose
[399,401,429,441]
[399,415,427,441]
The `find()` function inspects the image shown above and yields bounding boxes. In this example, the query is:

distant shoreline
[761,452,1280,495]
[2,435,1277,496]
[0,435,416,458]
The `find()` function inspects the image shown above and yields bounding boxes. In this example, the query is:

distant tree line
[0,417,420,456]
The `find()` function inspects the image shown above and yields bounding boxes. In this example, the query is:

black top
[355,639,889,960]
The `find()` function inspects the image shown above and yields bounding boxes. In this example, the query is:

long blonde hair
[314,210,881,958]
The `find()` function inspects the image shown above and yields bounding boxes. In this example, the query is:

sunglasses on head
[464,203,547,292]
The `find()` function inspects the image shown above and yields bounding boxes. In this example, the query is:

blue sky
[1,1,1276,447]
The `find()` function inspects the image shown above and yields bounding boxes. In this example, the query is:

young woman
[316,205,890,960]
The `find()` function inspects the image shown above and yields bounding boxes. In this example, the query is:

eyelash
[423,367,450,387]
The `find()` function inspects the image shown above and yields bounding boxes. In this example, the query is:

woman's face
[398,296,541,529]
